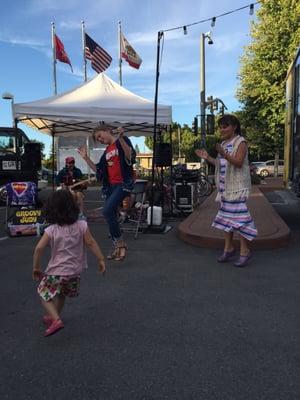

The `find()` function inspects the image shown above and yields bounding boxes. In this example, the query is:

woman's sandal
[114,241,128,261]
[107,248,118,260]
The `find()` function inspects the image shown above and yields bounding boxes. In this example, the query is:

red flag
[55,34,73,72]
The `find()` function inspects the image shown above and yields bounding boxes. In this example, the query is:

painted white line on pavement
[0,236,8,241]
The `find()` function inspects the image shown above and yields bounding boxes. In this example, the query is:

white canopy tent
[13,73,172,137]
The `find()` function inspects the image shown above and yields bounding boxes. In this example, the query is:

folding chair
[120,179,149,239]
[5,181,42,236]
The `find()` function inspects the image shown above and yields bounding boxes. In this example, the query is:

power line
[162,1,260,33]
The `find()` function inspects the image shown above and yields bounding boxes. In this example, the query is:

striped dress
[212,140,257,241]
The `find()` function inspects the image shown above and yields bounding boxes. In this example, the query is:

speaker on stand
[154,143,172,167]
[153,143,173,216]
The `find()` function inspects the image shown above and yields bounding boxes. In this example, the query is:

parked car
[250,160,284,178]
[38,168,50,180]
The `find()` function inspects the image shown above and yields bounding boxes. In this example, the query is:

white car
[251,160,284,178]
[38,179,48,190]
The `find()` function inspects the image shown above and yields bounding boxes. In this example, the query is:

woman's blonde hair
[92,125,113,141]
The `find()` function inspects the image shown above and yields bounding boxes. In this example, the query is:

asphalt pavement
[0,187,299,400]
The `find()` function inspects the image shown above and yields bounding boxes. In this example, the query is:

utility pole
[200,31,213,148]
[178,126,181,160]
[200,33,206,148]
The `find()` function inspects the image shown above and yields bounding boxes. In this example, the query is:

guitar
[57,177,97,191]
[69,177,97,190]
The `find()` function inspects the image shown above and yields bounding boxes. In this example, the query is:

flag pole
[81,21,90,175]
[51,22,57,95]
[118,20,122,86]
[81,20,87,82]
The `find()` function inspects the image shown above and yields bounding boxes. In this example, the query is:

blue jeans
[102,184,129,242]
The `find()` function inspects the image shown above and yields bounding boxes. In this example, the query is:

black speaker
[175,183,193,211]
[24,143,42,170]
[154,143,172,167]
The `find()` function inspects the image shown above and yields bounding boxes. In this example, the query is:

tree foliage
[145,122,219,163]
[43,149,57,171]
[237,0,300,159]
[30,139,45,159]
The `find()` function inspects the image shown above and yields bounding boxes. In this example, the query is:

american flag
[85,33,112,73]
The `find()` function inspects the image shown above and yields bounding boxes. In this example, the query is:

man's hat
[65,156,75,163]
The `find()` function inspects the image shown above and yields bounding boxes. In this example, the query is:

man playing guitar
[56,157,84,187]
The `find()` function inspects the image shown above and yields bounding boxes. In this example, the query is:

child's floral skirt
[37,275,80,301]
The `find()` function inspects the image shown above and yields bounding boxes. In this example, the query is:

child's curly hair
[43,190,79,225]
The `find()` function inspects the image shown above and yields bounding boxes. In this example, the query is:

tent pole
[52,131,55,191]
[14,118,21,173]
[169,125,174,216]
[150,30,163,227]
[86,136,91,179]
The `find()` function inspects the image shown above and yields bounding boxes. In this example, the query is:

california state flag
[120,32,142,69]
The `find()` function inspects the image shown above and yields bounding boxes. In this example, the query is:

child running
[32,189,106,337]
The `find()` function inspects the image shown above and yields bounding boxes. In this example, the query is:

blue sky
[0,0,259,155]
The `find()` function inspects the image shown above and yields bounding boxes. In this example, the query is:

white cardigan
[215,135,251,201]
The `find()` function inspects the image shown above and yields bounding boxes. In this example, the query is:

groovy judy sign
[13,209,43,224]
[8,209,45,237]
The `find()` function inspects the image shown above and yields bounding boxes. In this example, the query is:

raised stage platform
[178,186,290,249]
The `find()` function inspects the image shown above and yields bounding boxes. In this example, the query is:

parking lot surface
[0,187,299,400]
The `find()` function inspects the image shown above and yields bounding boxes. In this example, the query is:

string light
[183,26,187,35]
[162,1,260,33]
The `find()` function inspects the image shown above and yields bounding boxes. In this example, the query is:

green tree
[145,122,219,163]
[43,150,57,172]
[234,110,279,161]
[30,139,45,159]
[145,122,218,162]
[237,0,300,165]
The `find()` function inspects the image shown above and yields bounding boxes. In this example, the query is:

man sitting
[56,156,83,186]
[56,157,86,215]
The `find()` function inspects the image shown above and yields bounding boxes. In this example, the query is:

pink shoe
[44,319,64,337]
[42,315,53,326]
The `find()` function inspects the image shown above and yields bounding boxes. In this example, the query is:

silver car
[251,160,284,178]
